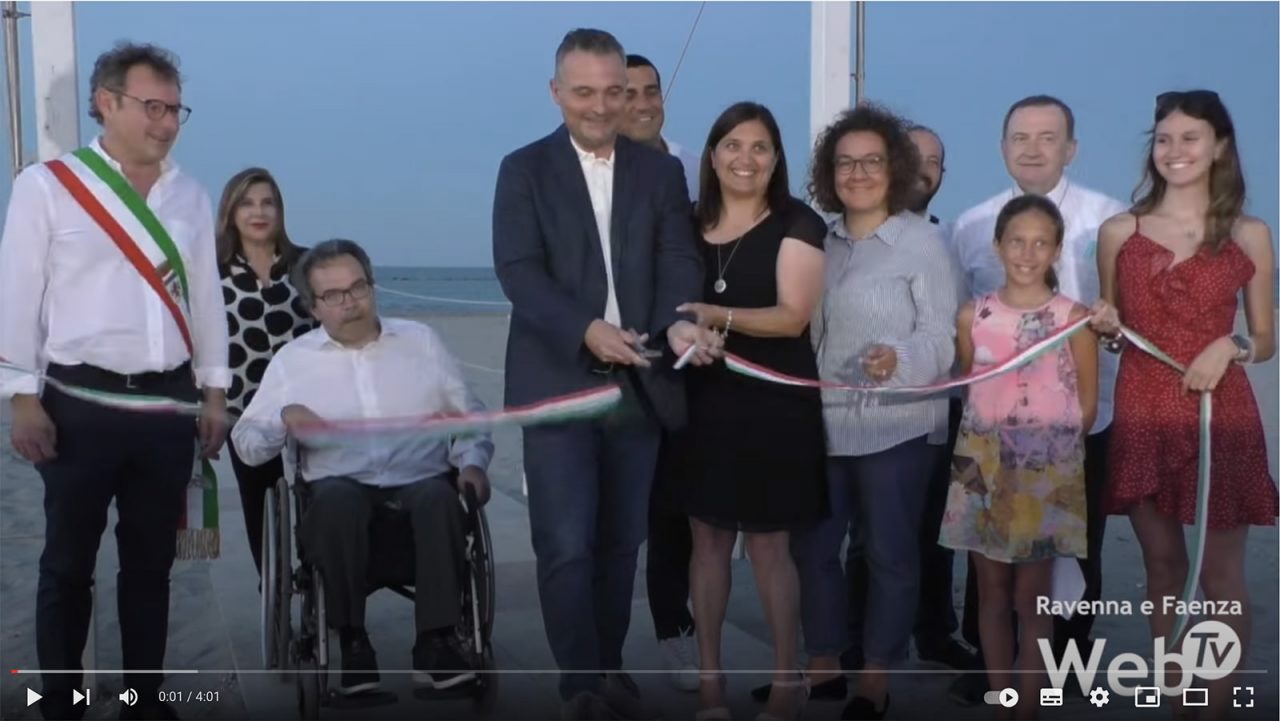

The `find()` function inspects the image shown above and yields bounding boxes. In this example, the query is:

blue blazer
[491,125,703,430]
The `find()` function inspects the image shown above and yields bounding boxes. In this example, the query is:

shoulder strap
[45,156,194,356]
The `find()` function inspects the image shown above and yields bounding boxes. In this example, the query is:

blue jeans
[523,415,661,699]
[792,435,932,666]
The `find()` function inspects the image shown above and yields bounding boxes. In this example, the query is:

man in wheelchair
[231,239,494,696]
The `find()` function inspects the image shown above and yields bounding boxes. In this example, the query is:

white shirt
[231,317,494,488]
[0,137,230,396]
[570,135,622,327]
[949,175,1127,433]
[665,137,700,202]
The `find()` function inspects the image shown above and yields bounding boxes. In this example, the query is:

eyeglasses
[111,89,192,125]
[316,280,372,307]
[835,155,886,177]
[1156,90,1220,111]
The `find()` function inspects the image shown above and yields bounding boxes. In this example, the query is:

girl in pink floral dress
[939,194,1098,719]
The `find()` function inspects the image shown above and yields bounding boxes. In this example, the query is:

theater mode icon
[1039,688,1063,706]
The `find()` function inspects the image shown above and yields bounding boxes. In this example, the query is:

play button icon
[26,688,42,706]
[999,688,1019,708]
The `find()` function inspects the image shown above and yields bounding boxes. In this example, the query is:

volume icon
[119,688,138,706]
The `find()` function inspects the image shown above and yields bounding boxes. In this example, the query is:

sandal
[756,677,809,721]
[696,672,732,721]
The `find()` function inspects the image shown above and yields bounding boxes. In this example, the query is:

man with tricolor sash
[0,43,229,721]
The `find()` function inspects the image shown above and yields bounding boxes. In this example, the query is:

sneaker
[339,630,382,696]
[916,637,981,670]
[753,674,847,702]
[947,673,988,707]
[413,631,477,690]
[658,629,699,692]
[561,691,618,721]
[602,672,646,720]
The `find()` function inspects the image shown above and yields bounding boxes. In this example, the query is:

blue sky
[0,1,1276,267]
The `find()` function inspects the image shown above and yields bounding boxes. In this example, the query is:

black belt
[45,361,194,394]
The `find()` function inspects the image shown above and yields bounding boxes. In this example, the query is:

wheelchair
[260,441,498,718]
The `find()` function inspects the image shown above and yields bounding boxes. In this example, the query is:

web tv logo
[1038,620,1241,697]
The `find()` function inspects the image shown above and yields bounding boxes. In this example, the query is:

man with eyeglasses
[945,94,1126,706]
[0,42,228,721]
[233,239,494,698]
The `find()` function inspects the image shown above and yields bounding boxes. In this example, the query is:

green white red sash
[44,146,194,355]
[43,145,211,557]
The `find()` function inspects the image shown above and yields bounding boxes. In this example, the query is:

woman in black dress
[675,102,828,721]
[215,167,314,577]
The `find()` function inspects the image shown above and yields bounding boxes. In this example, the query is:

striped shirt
[811,211,960,456]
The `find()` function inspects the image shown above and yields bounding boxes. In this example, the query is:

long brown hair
[215,167,301,265]
[1131,90,1245,254]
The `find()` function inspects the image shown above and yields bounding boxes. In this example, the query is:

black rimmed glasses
[112,89,192,125]
[317,280,372,307]
[835,155,887,177]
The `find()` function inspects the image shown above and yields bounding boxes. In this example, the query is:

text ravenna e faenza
[1036,596,1244,617]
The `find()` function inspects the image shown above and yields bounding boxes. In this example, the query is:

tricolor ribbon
[723,318,1207,645]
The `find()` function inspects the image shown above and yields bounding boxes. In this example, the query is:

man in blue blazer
[491,27,717,720]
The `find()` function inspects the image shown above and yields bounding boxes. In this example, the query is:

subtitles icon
[1039,688,1063,706]
[1135,686,1161,708]
[1183,688,1209,707]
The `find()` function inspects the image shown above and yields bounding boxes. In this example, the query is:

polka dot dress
[1105,227,1277,529]
[219,251,315,415]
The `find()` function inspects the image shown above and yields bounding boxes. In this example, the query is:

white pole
[855,1,865,104]
[30,0,78,161]
[809,0,852,151]
[30,0,91,684]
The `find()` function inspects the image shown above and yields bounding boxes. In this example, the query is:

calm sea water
[374,265,1279,316]
[374,266,509,316]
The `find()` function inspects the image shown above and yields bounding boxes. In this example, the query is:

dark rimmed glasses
[112,89,192,125]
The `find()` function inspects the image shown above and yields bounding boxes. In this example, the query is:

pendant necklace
[713,206,768,294]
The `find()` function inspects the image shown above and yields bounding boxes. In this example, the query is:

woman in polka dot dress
[1092,91,1276,720]
[216,167,315,576]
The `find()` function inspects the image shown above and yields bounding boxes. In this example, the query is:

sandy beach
[1,309,1276,720]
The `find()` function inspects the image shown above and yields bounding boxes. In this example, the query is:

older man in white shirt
[232,239,494,698]
[947,94,1125,704]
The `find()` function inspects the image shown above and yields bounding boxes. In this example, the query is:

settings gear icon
[1089,687,1111,707]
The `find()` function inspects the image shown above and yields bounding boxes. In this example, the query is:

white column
[30,1,78,162]
[809,0,852,150]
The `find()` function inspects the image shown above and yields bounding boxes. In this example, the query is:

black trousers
[299,475,466,634]
[226,435,283,577]
[35,363,197,721]
[961,427,1112,654]
[645,432,695,640]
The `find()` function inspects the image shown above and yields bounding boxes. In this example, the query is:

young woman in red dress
[1091,90,1276,720]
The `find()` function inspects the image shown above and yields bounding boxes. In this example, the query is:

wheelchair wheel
[471,642,499,716]
[472,505,496,641]
[274,477,293,672]
[314,568,330,699]
[261,486,279,669]
[296,652,320,720]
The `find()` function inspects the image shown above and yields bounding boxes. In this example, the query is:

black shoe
[841,694,890,720]
[413,631,477,690]
[917,637,981,670]
[840,648,864,672]
[948,673,988,707]
[119,700,180,720]
[339,630,382,695]
[752,675,847,702]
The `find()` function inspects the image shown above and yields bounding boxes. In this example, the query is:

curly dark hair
[807,102,921,216]
[88,41,182,124]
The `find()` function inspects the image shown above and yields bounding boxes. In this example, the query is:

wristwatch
[1229,334,1254,363]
